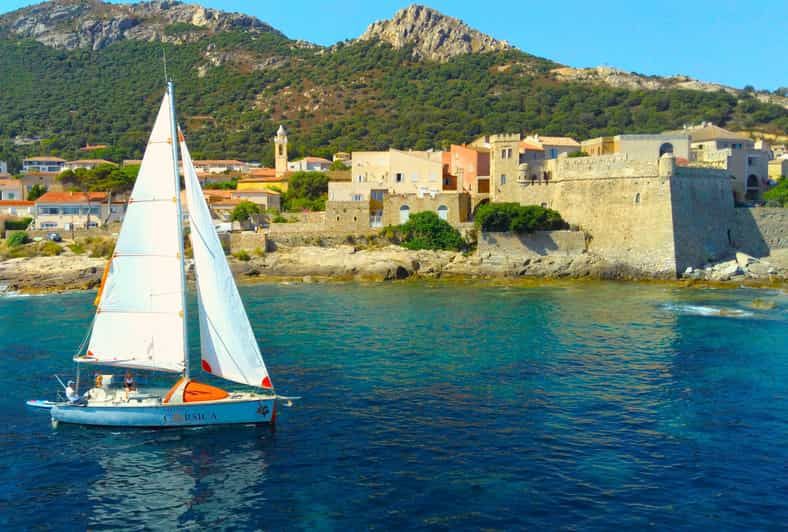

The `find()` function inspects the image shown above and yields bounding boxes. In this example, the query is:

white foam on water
[662,303,754,318]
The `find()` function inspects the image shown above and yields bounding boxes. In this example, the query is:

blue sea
[1,281,787,530]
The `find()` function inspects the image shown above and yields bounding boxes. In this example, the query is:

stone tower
[274,124,288,177]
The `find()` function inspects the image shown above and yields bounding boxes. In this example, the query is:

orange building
[444,144,490,194]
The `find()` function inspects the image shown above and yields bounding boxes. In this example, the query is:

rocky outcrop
[358,4,511,62]
[228,245,660,282]
[552,66,788,110]
[681,250,788,282]
[0,255,104,294]
[0,0,281,51]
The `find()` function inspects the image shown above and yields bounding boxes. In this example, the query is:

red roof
[0,200,33,206]
[192,160,246,166]
[519,141,544,151]
[36,191,107,204]
[66,159,117,165]
[248,168,278,178]
[0,179,22,187]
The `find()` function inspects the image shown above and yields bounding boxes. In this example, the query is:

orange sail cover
[183,380,229,403]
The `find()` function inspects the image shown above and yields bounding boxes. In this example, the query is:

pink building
[445,144,490,193]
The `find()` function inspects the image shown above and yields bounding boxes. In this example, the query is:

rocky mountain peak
[358,4,511,62]
[0,0,282,51]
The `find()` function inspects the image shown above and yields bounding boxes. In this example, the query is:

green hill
[0,1,785,172]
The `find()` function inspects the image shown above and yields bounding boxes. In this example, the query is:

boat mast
[167,80,190,381]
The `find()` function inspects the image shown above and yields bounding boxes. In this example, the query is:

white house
[22,156,66,174]
[288,156,332,172]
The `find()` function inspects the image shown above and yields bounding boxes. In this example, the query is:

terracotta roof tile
[36,191,107,203]
[0,200,34,206]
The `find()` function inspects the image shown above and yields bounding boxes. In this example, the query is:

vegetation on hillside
[475,203,568,233]
[0,33,786,172]
[58,164,140,194]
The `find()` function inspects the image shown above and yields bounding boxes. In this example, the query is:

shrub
[475,203,568,233]
[83,237,115,258]
[4,217,32,230]
[389,211,466,251]
[233,250,251,261]
[6,231,28,247]
[67,242,86,254]
[271,213,289,223]
[763,177,787,207]
[38,241,62,256]
[568,150,590,158]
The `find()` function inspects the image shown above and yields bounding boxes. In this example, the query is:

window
[634,192,641,204]
[351,194,364,201]
[40,222,57,229]
[500,174,507,185]
[6,192,15,200]
[86,222,98,228]
[550,148,558,158]
[40,207,60,215]
[395,172,404,183]
[356,175,364,183]
[371,190,385,201]
[399,205,410,224]
[500,148,513,159]
[437,205,448,220]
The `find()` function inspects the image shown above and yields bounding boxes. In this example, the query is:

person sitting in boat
[123,371,137,400]
[94,373,103,388]
[65,380,79,403]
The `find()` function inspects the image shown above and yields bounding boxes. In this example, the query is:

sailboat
[48,82,288,428]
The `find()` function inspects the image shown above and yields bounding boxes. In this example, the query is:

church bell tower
[274,125,288,177]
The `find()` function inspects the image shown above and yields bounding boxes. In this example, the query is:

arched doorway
[399,205,410,224]
[745,174,760,201]
[437,205,448,221]
[659,142,674,157]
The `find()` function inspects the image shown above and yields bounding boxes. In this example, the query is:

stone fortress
[313,123,784,278]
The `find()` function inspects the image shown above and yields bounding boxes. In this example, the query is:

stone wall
[382,192,471,226]
[325,201,373,232]
[227,231,267,254]
[730,207,788,257]
[670,169,735,271]
[478,230,586,257]
[487,153,740,276]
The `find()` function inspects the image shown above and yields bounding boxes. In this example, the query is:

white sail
[83,93,186,373]
[180,134,273,389]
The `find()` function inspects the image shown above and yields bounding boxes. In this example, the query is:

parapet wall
[478,230,586,257]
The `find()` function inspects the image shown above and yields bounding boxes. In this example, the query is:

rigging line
[188,216,218,260]
[73,314,95,357]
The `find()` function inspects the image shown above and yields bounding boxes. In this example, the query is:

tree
[283,171,329,211]
[329,160,349,171]
[26,184,47,201]
[763,178,788,206]
[230,200,261,222]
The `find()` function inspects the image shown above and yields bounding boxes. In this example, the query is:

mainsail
[82,93,186,373]
[180,133,273,389]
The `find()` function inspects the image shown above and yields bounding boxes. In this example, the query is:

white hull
[51,396,275,428]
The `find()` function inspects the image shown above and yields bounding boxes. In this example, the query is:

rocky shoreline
[1,246,787,295]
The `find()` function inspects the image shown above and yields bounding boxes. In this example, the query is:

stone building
[443,144,490,194]
[768,158,787,180]
[581,134,690,161]
[487,142,737,275]
[667,123,770,202]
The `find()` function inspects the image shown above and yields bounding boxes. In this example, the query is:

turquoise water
[1,282,787,529]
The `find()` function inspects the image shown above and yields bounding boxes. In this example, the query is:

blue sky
[1,0,785,90]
